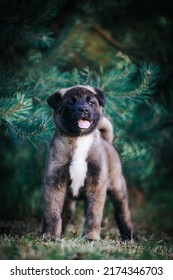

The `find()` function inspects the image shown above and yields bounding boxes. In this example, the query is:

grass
[0,218,172,260]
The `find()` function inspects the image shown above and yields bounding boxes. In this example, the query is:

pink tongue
[78,119,91,129]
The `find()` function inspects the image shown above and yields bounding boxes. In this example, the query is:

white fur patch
[59,85,97,96]
[69,134,93,197]
[59,86,74,96]
[78,85,97,95]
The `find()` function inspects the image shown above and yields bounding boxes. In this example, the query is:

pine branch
[0,93,32,124]
[87,18,127,50]
[0,0,68,66]
[5,113,53,145]
[86,18,142,59]
[0,93,53,144]
[121,141,152,162]
[103,63,160,101]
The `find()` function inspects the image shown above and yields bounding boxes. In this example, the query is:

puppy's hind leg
[107,146,137,240]
[61,197,76,236]
[108,176,136,240]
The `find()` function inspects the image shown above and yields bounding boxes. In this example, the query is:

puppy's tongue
[77,119,91,129]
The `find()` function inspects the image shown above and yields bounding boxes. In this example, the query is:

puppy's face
[47,85,106,136]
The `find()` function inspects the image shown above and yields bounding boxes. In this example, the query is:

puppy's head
[47,85,106,136]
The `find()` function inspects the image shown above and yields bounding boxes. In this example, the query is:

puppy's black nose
[78,106,89,114]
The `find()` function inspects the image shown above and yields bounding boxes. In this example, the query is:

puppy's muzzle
[76,105,92,129]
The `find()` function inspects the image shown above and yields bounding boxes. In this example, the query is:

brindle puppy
[42,85,136,241]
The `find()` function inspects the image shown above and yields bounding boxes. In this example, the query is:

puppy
[42,85,136,241]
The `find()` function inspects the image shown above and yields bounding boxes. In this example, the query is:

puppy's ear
[47,91,62,110]
[94,88,106,107]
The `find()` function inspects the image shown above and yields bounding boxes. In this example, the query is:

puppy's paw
[42,232,60,241]
[83,231,100,241]
[121,230,138,241]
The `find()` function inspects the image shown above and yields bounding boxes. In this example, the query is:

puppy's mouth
[77,119,92,129]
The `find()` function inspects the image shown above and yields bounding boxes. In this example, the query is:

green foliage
[0,0,63,52]
[0,92,53,144]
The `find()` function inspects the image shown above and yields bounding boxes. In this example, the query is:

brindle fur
[42,86,136,241]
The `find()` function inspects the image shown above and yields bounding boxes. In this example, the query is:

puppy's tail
[98,116,114,144]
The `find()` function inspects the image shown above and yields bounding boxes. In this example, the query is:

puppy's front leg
[42,184,66,240]
[84,182,106,241]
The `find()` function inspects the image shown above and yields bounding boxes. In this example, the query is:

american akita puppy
[42,85,136,241]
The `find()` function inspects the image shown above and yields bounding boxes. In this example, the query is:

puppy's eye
[67,97,76,105]
[88,100,95,106]
[67,100,73,105]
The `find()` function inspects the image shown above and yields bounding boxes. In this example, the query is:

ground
[0,203,172,260]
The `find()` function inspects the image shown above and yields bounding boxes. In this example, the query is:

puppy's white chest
[69,134,93,197]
